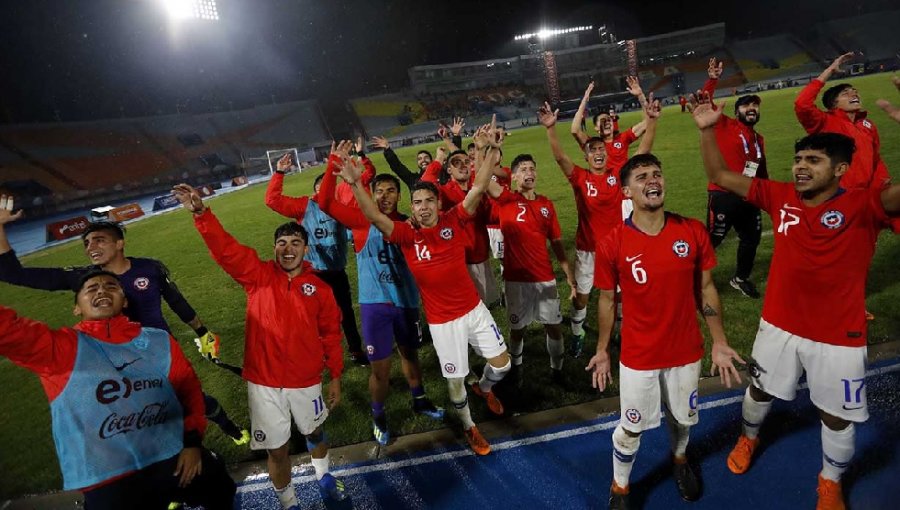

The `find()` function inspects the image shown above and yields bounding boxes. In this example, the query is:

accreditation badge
[742,161,759,177]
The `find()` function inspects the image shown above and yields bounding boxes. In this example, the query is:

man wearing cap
[701,57,768,298]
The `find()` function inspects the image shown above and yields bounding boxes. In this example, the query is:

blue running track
[233,361,900,509]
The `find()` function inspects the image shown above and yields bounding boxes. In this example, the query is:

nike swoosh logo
[625,254,642,262]
[842,404,864,411]
[783,203,802,211]
[113,358,141,372]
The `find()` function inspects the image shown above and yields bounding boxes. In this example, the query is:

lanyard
[739,132,762,161]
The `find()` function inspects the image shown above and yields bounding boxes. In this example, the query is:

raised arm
[702,57,723,98]
[698,269,744,388]
[694,102,753,198]
[0,196,23,254]
[540,102,576,177]
[264,154,310,220]
[336,142,395,238]
[816,51,855,84]
[796,53,855,133]
[876,76,900,124]
[633,92,660,156]
[0,198,80,291]
[372,136,418,189]
[462,124,502,216]
[317,158,371,230]
[571,82,594,147]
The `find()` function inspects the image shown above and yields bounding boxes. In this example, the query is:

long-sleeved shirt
[193,208,344,388]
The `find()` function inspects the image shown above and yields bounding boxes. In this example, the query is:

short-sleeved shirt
[606,130,639,174]
[495,190,561,282]
[746,179,890,347]
[568,165,624,251]
[595,213,716,370]
[387,204,481,324]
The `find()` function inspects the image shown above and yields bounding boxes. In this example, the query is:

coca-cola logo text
[98,401,171,439]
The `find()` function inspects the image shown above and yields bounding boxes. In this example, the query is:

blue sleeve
[0,250,84,291]
[151,259,199,325]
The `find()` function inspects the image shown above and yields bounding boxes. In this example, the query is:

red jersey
[334,156,376,208]
[387,204,481,324]
[746,179,891,347]
[421,160,490,263]
[487,166,512,229]
[605,130,639,174]
[595,213,715,370]
[702,78,768,193]
[495,189,562,282]
[568,165,624,251]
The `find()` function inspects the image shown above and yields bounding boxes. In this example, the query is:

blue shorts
[360,303,421,361]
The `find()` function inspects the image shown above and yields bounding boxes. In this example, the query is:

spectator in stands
[876,76,900,124]
[701,57,768,299]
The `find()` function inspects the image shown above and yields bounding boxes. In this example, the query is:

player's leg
[287,385,345,501]
[536,280,565,381]
[660,360,702,501]
[728,320,801,474]
[504,281,533,387]
[396,307,443,419]
[203,392,249,445]
[706,191,734,249]
[802,339,868,510]
[318,269,366,365]
[360,304,396,445]
[569,250,595,356]
[247,383,297,509]
[466,260,501,308]
[731,201,762,298]
[163,449,237,510]
[467,302,511,415]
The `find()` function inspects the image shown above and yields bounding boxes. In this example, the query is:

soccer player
[701,57,768,298]
[371,136,432,191]
[0,271,236,510]
[0,205,248,446]
[540,92,659,357]
[483,153,575,385]
[795,52,891,190]
[265,153,368,366]
[173,183,347,509]
[317,143,444,445]
[338,125,511,456]
[586,153,745,509]
[695,101,900,510]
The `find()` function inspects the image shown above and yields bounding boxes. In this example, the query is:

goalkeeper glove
[194,331,221,362]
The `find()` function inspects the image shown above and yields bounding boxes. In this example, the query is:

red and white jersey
[387,204,481,324]
[595,213,715,370]
[568,165,624,251]
[747,179,891,347]
[606,130,639,174]
[495,189,562,283]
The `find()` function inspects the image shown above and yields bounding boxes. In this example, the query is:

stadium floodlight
[162,0,219,21]
[513,25,593,41]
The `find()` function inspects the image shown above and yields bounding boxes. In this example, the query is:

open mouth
[92,296,113,307]
[795,173,812,184]
[90,251,103,261]
[849,98,860,105]
[281,254,297,263]
[645,187,662,198]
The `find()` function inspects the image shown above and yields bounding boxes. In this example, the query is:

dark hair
[273,222,308,244]
[81,221,125,241]
[584,136,606,151]
[447,149,468,162]
[416,150,432,159]
[511,154,535,172]
[822,83,852,110]
[411,181,439,200]
[74,269,121,302]
[467,143,476,151]
[620,153,663,185]
[313,173,325,190]
[592,112,608,126]
[372,173,402,195]
[794,133,855,166]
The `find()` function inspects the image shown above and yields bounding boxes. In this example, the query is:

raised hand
[643,92,661,119]
[331,139,354,161]
[538,102,559,128]
[585,349,613,392]
[371,136,390,150]
[472,124,490,150]
[708,57,724,79]
[437,123,449,140]
[828,52,856,73]
[172,184,205,214]
[711,342,745,389]
[582,81,595,100]
[276,153,293,173]
[692,100,725,130]
[450,116,465,136]
[0,195,24,225]
[435,146,449,163]
[625,76,643,98]
[875,76,900,124]
[354,136,365,154]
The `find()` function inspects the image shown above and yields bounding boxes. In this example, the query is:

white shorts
[505,280,562,329]
[247,381,328,450]
[618,360,701,433]
[574,250,595,295]
[467,260,500,305]
[487,226,504,259]
[429,301,507,378]
[621,198,634,221]
[750,319,869,422]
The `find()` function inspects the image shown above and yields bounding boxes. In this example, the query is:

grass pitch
[1,74,899,498]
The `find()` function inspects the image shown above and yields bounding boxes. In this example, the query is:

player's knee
[545,323,563,340]
[397,345,418,362]
[819,410,851,431]
[267,443,290,461]
[305,427,327,452]
[447,377,467,403]
[748,384,774,403]
[574,293,589,308]
[488,356,511,374]
[613,425,642,452]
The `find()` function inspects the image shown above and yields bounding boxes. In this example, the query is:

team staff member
[0,209,248,445]
[174,184,347,509]
[701,57,768,298]
[265,153,368,366]
[696,101,900,510]
[0,271,235,510]
[587,154,744,509]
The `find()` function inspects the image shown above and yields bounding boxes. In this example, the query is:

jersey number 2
[516,204,527,222]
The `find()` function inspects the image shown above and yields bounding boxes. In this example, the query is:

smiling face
[736,102,760,126]
[584,140,608,172]
[411,188,440,227]
[73,274,127,320]
[593,113,614,137]
[373,179,399,214]
[83,230,125,266]
[833,87,862,113]
[622,164,665,212]
[791,149,846,198]
[512,160,537,192]
[274,235,308,273]
[416,152,433,171]
[447,154,471,183]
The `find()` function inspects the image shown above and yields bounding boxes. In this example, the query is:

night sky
[0,0,894,123]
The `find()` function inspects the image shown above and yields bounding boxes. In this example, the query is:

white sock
[612,425,641,488]
[274,482,298,509]
[821,423,855,481]
[570,306,587,336]
[509,337,524,366]
[311,454,330,481]
[741,387,772,440]
[665,417,691,458]
[448,378,475,428]
[478,359,511,393]
[546,334,564,370]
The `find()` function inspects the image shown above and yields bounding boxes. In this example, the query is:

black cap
[734,94,761,112]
